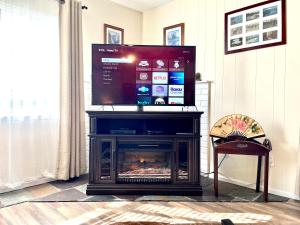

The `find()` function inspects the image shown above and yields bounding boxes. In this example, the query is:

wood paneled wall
[142,0,300,199]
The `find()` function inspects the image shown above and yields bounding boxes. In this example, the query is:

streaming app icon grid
[136,59,185,105]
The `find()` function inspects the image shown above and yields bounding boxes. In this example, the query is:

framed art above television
[163,23,185,46]
[104,24,124,44]
[225,0,286,54]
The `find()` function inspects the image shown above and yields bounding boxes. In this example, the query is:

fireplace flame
[139,158,145,163]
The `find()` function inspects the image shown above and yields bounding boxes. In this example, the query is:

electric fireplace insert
[117,141,172,184]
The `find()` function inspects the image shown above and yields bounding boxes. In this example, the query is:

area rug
[0,174,288,208]
[109,223,221,225]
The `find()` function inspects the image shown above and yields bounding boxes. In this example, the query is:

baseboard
[209,174,300,200]
[0,177,55,194]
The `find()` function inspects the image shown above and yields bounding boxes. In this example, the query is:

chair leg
[214,150,218,197]
[264,152,269,202]
[256,156,262,192]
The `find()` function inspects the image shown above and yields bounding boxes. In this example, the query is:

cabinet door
[174,139,192,183]
[94,137,116,183]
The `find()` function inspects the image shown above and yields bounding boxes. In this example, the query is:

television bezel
[91,44,196,107]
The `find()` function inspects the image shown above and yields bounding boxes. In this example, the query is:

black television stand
[86,110,203,195]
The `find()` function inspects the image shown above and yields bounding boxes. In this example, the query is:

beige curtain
[57,0,86,180]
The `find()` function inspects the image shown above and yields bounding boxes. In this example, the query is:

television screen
[92,44,196,106]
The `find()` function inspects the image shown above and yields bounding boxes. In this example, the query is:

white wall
[81,0,143,165]
[143,0,300,199]
[82,0,143,97]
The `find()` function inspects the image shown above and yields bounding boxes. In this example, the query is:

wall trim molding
[209,174,300,200]
[0,177,54,194]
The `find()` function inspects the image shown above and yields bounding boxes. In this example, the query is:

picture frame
[225,0,286,54]
[163,23,185,46]
[104,24,124,44]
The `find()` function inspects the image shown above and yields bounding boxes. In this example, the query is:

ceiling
[110,0,173,12]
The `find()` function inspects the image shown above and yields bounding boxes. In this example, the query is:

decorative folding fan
[210,114,265,139]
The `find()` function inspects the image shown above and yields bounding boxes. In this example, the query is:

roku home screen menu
[92,45,195,105]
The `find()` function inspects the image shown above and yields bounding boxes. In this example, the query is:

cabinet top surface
[86,111,203,116]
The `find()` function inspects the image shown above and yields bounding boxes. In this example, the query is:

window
[0,0,60,191]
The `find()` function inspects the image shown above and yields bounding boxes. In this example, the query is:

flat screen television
[92,44,196,106]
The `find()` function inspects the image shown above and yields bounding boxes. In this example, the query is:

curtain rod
[59,0,88,10]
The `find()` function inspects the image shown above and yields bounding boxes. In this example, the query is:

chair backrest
[210,114,265,139]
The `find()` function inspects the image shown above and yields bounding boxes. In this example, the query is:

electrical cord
[200,158,263,190]
[199,154,227,188]
[200,181,214,188]
[200,154,227,175]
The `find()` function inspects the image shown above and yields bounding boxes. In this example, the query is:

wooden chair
[210,114,272,202]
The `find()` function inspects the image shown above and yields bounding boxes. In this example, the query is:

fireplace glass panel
[100,141,112,180]
[177,142,189,180]
[117,141,172,183]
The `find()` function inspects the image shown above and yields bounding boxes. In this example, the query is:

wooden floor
[0,200,299,225]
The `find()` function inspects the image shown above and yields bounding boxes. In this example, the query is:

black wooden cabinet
[93,137,116,183]
[86,111,203,195]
